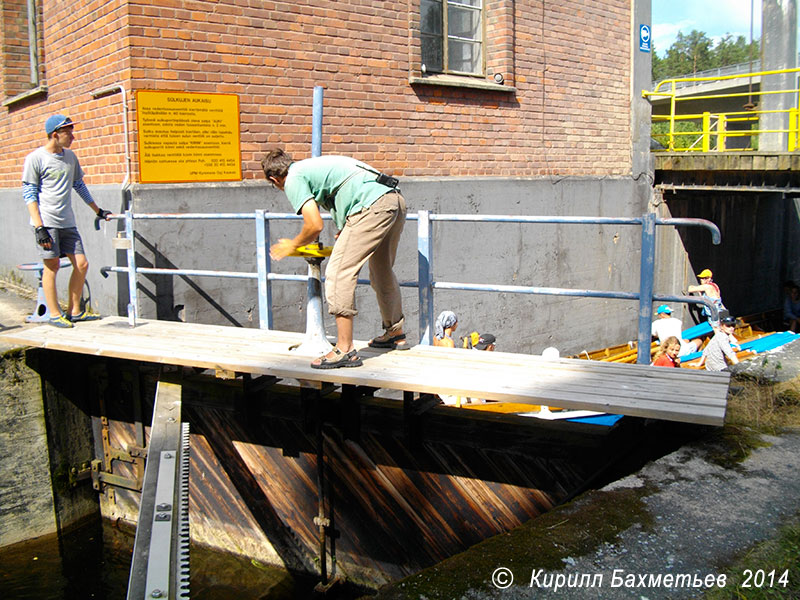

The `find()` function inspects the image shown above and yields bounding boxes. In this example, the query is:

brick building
[2,0,639,182]
[0,0,654,356]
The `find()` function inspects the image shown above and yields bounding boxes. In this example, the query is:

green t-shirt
[284,156,394,230]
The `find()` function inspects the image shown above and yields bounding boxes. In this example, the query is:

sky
[652,0,762,56]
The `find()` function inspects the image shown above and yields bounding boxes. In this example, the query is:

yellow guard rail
[643,67,800,152]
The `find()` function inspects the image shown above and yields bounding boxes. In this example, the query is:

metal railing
[643,67,800,152]
[102,209,721,364]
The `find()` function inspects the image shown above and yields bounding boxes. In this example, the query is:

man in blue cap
[651,304,701,357]
[22,114,111,327]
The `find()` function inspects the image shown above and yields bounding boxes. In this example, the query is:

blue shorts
[36,226,85,259]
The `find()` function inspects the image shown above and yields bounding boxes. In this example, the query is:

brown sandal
[310,347,363,369]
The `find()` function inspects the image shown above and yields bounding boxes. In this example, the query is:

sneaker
[68,310,101,323]
[49,314,74,328]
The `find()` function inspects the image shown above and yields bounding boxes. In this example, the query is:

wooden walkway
[0,317,731,425]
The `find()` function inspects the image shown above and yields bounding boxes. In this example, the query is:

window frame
[2,0,47,107]
[420,0,486,78]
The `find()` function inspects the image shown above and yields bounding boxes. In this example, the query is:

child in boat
[697,316,740,371]
[652,336,681,368]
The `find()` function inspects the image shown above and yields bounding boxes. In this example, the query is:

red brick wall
[0,0,631,187]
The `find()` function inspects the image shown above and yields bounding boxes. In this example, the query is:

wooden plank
[0,317,730,425]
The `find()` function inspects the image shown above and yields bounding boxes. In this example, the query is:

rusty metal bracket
[89,445,147,493]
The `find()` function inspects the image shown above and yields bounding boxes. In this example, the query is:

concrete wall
[2,177,655,356]
[0,348,100,549]
[0,349,54,547]
[761,0,798,151]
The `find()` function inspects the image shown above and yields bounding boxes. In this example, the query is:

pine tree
[653,30,760,81]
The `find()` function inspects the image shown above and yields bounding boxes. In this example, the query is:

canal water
[0,516,370,599]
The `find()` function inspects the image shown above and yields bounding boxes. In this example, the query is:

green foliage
[653,29,760,82]
[651,120,705,150]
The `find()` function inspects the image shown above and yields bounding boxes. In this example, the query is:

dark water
[0,517,370,600]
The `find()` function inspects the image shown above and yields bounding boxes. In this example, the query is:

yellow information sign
[136,91,241,183]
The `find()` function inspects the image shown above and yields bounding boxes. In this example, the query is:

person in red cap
[22,114,111,327]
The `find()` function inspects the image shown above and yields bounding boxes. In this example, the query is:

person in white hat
[22,114,111,327]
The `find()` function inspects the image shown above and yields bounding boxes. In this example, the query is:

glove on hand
[96,208,111,220]
[35,226,53,248]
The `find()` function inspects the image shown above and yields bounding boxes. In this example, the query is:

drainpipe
[90,84,131,194]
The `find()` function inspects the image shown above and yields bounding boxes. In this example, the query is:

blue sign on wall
[639,24,651,52]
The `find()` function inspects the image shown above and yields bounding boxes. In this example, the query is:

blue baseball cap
[45,115,75,135]
[656,304,672,315]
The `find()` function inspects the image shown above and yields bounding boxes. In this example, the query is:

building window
[2,0,45,104]
[421,0,483,76]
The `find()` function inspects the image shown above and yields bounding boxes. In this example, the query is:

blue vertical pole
[312,86,324,158]
[418,210,434,345]
[125,209,138,325]
[637,212,656,364]
[255,209,273,329]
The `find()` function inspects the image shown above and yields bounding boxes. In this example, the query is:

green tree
[652,42,666,82]
[653,30,761,81]
[663,30,714,76]
[712,34,758,68]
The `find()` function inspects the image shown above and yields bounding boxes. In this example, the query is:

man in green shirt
[262,148,407,368]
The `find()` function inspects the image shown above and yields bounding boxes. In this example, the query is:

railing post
[255,210,273,329]
[417,210,434,345]
[636,212,656,365]
[125,209,139,324]
[669,93,676,151]
[312,86,324,158]
[717,114,727,151]
[702,112,711,152]
[789,108,798,152]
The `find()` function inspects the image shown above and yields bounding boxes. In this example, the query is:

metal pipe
[255,210,273,329]
[90,84,130,191]
[430,214,644,225]
[315,419,327,585]
[103,265,309,283]
[658,217,721,244]
[101,209,723,357]
[312,86,324,158]
[432,281,639,301]
[125,210,138,324]
[417,211,434,345]
[636,213,657,364]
